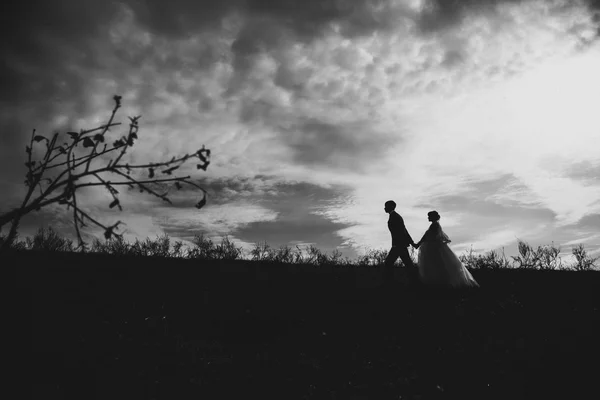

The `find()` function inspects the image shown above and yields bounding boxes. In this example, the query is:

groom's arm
[403,223,415,245]
[397,215,415,246]
[407,230,415,246]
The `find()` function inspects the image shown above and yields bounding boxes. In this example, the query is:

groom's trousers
[384,245,419,284]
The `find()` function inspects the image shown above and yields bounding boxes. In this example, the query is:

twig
[84,96,123,173]
[0,94,210,251]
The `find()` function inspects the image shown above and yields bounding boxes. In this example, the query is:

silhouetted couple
[384,200,479,289]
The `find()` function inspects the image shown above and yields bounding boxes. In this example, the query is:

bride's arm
[415,227,431,247]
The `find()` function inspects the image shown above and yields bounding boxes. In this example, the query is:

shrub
[570,243,599,271]
[273,245,296,264]
[509,240,565,270]
[250,241,275,262]
[355,248,388,266]
[25,226,74,252]
[213,236,244,260]
[129,235,173,258]
[188,234,217,260]
[538,242,563,270]
[186,235,243,261]
[511,240,541,269]
[459,247,511,270]
[92,235,131,255]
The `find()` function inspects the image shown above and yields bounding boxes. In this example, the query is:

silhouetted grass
[7,228,600,399]
[3,226,598,270]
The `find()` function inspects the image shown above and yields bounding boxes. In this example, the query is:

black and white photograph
[3,0,599,399]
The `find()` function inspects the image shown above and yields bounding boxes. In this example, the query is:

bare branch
[78,121,122,137]
[0,94,210,251]
[84,97,122,173]
[109,169,172,204]
[114,153,193,170]
[92,172,123,211]
[111,114,140,167]
[69,152,86,251]
[39,146,120,172]
[62,199,124,242]
[74,175,192,189]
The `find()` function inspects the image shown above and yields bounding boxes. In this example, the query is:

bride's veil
[435,223,451,243]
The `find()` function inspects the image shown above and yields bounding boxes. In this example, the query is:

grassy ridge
[3,226,599,271]
[12,250,600,400]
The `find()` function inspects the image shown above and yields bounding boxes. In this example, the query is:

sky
[1,0,600,263]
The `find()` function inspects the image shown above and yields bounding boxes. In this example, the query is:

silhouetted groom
[384,200,420,287]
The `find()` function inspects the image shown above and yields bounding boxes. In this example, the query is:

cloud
[0,1,123,103]
[452,228,524,255]
[124,0,419,84]
[2,0,600,262]
[278,118,399,171]
[99,178,356,257]
[157,202,279,237]
[562,233,600,246]
[563,160,600,184]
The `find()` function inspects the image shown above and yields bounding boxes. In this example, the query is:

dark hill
[8,250,599,399]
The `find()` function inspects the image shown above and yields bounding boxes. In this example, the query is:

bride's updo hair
[428,211,441,221]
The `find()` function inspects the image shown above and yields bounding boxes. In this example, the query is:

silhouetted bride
[414,211,479,288]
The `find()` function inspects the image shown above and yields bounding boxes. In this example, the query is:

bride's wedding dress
[417,222,479,288]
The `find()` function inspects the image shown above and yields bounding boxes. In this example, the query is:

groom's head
[384,200,396,214]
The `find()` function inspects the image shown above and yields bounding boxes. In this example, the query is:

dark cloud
[127,0,538,51]
[153,177,357,256]
[442,49,464,68]
[279,119,398,171]
[196,175,276,205]
[3,0,588,141]
[236,82,401,170]
[586,0,600,16]
[570,213,600,230]
[426,194,555,221]
[563,160,600,183]
[239,99,279,124]
[417,0,525,34]
[223,0,413,93]
[233,180,356,255]
[131,0,401,43]
[0,1,118,100]
[419,174,555,220]
[0,0,397,170]
[125,0,239,38]
[2,0,595,109]
[0,1,126,188]
[130,0,537,92]
[195,174,351,207]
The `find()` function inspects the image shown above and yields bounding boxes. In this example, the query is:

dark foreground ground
[9,250,600,399]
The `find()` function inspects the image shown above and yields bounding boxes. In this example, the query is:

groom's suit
[385,211,419,285]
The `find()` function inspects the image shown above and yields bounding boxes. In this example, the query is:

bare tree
[0,95,210,251]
